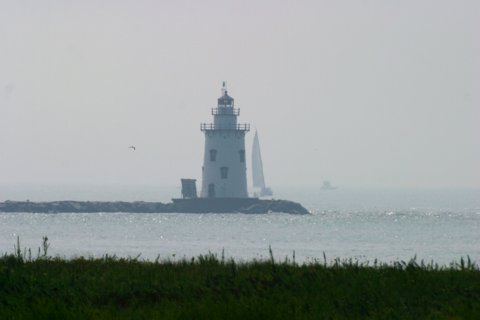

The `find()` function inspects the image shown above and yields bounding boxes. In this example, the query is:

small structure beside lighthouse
[200,83,249,198]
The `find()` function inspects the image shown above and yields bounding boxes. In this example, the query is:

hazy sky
[1,0,479,189]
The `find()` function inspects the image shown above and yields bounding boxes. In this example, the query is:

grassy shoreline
[1,240,479,319]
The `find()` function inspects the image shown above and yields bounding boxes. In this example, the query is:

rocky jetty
[0,199,309,215]
[0,201,173,214]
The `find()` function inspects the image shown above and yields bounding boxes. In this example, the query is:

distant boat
[252,131,273,197]
[320,180,337,190]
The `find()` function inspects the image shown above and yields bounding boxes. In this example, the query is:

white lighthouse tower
[200,83,250,198]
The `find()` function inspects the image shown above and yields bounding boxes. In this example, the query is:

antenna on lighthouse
[221,81,227,95]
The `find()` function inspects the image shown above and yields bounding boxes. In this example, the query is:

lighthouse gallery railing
[200,123,250,131]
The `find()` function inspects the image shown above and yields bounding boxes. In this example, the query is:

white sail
[252,131,273,196]
[252,131,266,189]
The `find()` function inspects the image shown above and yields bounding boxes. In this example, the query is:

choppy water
[1,186,479,264]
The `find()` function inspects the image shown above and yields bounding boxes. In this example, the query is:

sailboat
[252,130,273,197]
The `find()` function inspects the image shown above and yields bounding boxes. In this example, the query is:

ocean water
[1,185,479,265]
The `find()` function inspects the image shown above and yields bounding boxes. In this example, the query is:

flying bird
[129,146,136,151]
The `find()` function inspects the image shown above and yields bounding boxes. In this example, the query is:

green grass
[1,239,479,319]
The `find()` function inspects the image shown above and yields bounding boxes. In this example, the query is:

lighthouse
[199,83,250,198]
[172,83,308,213]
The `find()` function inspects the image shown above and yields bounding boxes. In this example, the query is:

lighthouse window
[220,167,229,179]
[239,150,245,163]
[210,149,217,161]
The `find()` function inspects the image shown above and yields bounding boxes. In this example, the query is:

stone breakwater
[0,199,309,215]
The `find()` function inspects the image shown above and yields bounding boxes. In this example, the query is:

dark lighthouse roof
[217,81,234,106]
[218,91,234,105]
